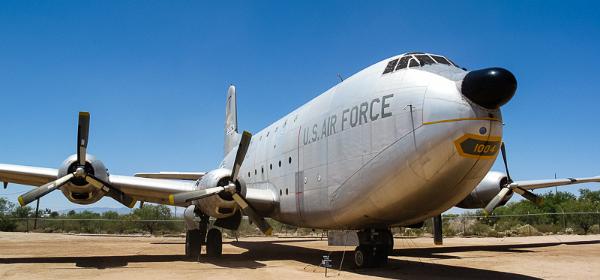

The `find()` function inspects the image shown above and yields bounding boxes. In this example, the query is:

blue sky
[0,1,599,211]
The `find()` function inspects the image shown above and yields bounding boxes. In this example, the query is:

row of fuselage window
[247,156,294,197]
[247,156,293,178]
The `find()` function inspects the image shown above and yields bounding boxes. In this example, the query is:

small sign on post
[321,255,333,276]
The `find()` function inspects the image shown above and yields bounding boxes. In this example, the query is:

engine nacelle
[456,171,513,209]
[57,154,109,204]
[193,168,246,219]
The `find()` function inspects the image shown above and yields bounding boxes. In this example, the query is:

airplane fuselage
[223,54,504,230]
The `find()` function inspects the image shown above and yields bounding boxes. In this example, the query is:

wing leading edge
[509,175,600,190]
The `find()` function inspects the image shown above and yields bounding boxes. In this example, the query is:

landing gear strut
[353,229,393,268]
[185,215,223,259]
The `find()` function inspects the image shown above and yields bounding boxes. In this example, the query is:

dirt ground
[0,232,598,279]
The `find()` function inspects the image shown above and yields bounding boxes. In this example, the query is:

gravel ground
[0,232,598,279]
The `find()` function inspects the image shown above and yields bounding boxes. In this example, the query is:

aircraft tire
[353,245,372,268]
[185,229,202,258]
[206,228,222,257]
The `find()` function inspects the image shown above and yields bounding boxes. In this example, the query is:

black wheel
[354,245,372,268]
[185,229,202,258]
[206,228,222,257]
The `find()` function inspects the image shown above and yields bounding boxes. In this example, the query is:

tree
[0,198,17,231]
[0,197,14,214]
[132,205,172,234]
[12,206,32,218]
[579,189,600,204]
[102,211,120,220]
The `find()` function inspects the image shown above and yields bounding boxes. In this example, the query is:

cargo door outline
[295,171,304,218]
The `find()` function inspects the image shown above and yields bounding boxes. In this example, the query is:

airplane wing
[134,172,205,181]
[509,175,600,190]
[0,163,276,210]
[483,174,600,213]
[0,163,197,206]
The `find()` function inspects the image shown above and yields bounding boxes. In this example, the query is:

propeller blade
[168,186,225,205]
[18,173,75,206]
[85,175,137,208]
[513,187,544,206]
[230,131,252,181]
[84,174,109,191]
[77,112,90,166]
[232,193,272,236]
[484,187,511,214]
[500,142,512,183]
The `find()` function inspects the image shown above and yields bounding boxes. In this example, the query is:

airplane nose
[461,67,517,109]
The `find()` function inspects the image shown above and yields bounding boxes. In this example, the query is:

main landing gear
[353,229,393,268]
[185,215,223,259]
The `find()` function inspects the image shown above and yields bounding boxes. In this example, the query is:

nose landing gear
[353,228,394,268]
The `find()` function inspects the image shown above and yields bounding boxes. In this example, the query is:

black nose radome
[461,67,517,109]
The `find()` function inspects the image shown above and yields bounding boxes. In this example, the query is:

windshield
[382,53,460,75]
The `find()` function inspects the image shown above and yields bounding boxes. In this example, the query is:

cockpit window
[383,58,399,74]
[382,52,458,75]
[415,55,435,66]
[431,55,451,65]
[446,58,460,68]
[408,58,419,67]
[395,56,410,70]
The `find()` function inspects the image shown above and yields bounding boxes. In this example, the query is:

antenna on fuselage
[337,74,344,82]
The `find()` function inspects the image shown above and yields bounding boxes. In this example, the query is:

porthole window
[289,157,292,164]
[261,167,264,174]
[278,160,281,167]
[269,164,273,170]
[254,169,257,175]
[286,188,288,195]
[248,172,250,177]
[280,189,282,196]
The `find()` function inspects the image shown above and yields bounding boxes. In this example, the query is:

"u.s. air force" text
[303,94,394,145]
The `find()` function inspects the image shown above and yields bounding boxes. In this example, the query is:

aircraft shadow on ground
[2,238,598,278]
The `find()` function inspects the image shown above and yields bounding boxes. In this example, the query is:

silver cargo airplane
[2,52,599,268]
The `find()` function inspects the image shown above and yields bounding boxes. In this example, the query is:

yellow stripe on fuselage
[422,117,501,125]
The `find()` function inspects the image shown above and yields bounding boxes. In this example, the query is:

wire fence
[428,211,600,237]
[3,217,186,235]
[2,211,600,237]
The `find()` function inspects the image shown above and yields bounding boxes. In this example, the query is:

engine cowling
[456,171,513,209]
[57,154,109,204]
[193,168,247,218]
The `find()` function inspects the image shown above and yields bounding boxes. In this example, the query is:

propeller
[484,142,543,214]
[18,112,137,208]
[77,112,90,166]
[169,131,273,235]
